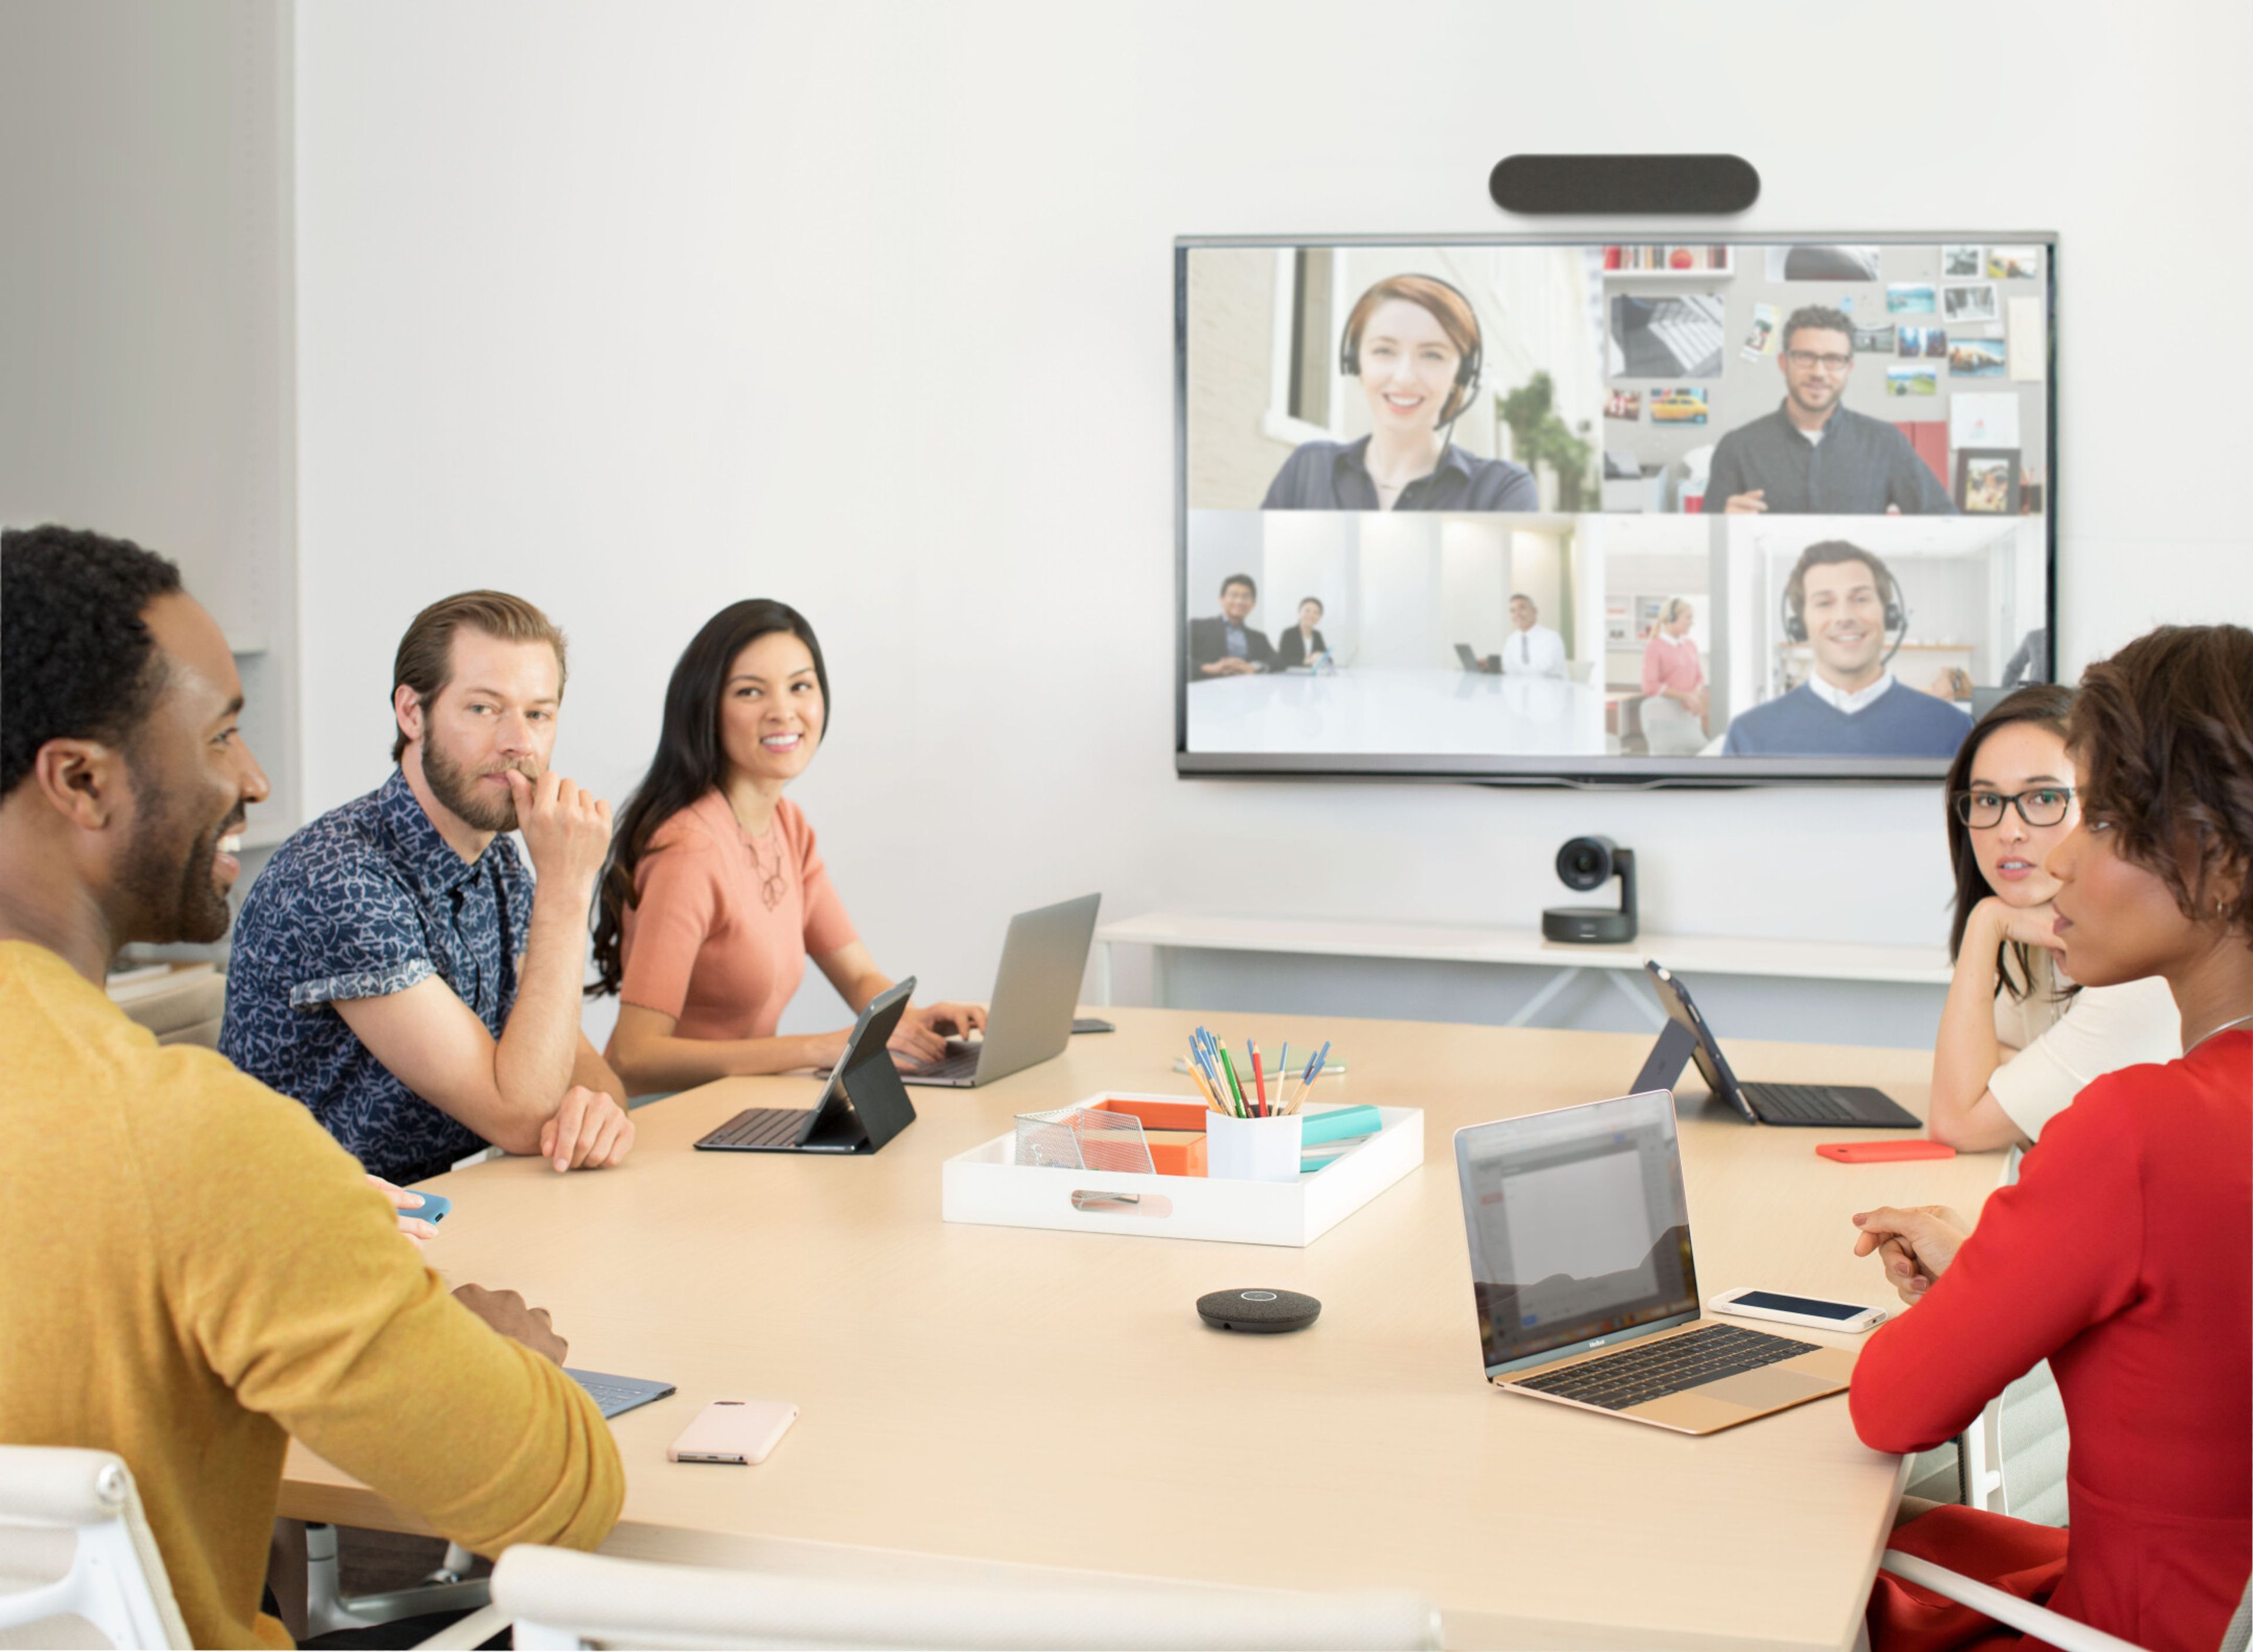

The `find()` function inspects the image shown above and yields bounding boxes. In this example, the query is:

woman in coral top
[590,601,983,1096]
[1848,623,2253,1652]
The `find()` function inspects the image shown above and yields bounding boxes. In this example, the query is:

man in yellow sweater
[0,526,625,1648]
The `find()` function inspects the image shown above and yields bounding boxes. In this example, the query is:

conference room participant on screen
[1706,306,1957,517]
[1477,593,1567,678]
[1722,540,1973,758]
[1261,275,1537,513]
[1186,571,1281,681]
[1274,596,1331,670]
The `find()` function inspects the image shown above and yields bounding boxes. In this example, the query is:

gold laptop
[1453,1091,1853,1436]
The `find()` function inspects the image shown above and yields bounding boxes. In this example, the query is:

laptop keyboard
[908,1042,982,1082]
[1745,1082,1861,1122]
[1514,1323,1818,1411]
[699,1106,811,1148]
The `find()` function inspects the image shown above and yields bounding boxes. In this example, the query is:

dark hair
[1298,596,1324,615]
[1220,573,1257,598]
[2068,624,2253,944]
[391,590,569,763]
[590,600,831,996]
[2,526,184,798]
[1785,540,1892,621]
[1341,275,1483,424]
[1782,306,1855,353]
[1944,683,2077,1001]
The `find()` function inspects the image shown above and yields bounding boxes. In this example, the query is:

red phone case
[1817,1140,1957,1163]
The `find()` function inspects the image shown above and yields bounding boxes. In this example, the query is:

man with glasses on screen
[1707,306,1957,516]
[1722,540,1972,757]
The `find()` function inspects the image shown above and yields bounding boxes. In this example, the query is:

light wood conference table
[280,1008,2004,1649]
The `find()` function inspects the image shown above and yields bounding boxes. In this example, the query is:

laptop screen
[1456,1092,1700,1375]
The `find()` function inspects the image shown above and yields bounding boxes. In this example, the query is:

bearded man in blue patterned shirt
[222,591,634,1183]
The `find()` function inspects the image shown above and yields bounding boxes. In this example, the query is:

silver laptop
[1454,1091,1853,1435]
[902,893,1102,1088]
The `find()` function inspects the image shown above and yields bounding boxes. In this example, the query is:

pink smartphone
[666,1399,798,1465]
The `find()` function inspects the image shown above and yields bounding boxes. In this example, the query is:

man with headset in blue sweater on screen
[1721,540,1973,757]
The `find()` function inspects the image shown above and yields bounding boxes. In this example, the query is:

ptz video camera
[1542,837,1638,946]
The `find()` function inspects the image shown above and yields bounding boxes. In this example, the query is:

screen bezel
[1174,230,2060,787]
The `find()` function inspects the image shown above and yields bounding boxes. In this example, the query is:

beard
[119,768,238,947]
[421,726,539,833]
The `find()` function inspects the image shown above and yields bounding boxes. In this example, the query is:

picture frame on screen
[1175,232,2058,786]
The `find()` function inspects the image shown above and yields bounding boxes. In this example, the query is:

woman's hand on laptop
[1851,1205,1971,1305]
[368,1174,439,1250]
[885,1001,988,1068]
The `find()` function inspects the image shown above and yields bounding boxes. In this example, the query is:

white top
[1806,670,1896,716]
[1987,953,2181,1140]
[1500,623,1567,678]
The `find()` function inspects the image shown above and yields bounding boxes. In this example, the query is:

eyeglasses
[1954,786,2076,828]
[1783,350,1853,371]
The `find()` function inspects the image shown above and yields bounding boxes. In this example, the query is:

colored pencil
[1251,1044,1267,1115]
[1218,1045,1247,1115]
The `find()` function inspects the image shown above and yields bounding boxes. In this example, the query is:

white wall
[292,1,2253,1048]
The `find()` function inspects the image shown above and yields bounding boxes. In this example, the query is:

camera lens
[1555,835,1616,892]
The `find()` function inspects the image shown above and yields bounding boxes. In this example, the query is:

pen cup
[1204,1111,1304,1183]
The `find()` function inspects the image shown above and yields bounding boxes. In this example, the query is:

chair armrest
[1880,1551,2147,1652]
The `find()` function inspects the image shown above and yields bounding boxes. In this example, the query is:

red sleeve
[616,833,720,1022]
[1848,1077,2147,1453]
[790,813,858,958]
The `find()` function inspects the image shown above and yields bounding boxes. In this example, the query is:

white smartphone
[666,1399,799,1465]
[1708,1288,1886,1335]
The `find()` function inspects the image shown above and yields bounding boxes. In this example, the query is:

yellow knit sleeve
[134,1047,624,1555]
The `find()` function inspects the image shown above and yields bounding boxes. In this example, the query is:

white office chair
[0,1446,190,1650]
[489,1544,1441,1650]
[1876,1552,2250,1652]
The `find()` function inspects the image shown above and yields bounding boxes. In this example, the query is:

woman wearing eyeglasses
[588,601,984,1096]
[1849,625,2252,1652]
[1925,685,2178,1152]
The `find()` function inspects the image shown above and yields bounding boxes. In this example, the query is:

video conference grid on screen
[1178,237,2055,779]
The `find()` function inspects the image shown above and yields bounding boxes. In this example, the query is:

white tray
[941,1096,1423,1247]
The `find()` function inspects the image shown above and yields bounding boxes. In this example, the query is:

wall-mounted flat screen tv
[1175,234,2056,784]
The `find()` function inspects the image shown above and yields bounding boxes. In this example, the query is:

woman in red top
[1848,622,2253,1652]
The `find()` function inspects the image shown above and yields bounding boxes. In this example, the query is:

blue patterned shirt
[221,768,532,1180]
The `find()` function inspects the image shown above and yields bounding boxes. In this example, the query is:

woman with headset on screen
[1260,275,1539,512]
[589,600,985,1096]
[1923,685,2178,1153]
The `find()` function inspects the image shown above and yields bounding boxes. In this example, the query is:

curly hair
[2,525,184,798]
[2068,624,2253,943]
